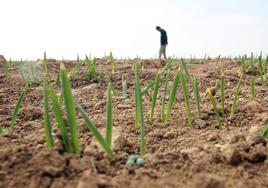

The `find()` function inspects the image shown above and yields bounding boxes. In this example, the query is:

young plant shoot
[4,59,10,81]
[208,89,222,129]
[178,68,192,125]
[241,56,246,74]
[43,77,53,149]
[109,51,116,74]
[250,52,255,75]
[105,82,113,147]
[60,63,80,156]
[258,53,265,84]
[134,64,146,156]
[122,76,128,97]
[49,86,73,153]
[220,69,225,115]
[75,102,113,156]
[193,76,201,118]
[150,71,161,123]
[161,69,170,122]
[250,77,256,101]
[231,74,243,115]
[165,68,180,122]
[181,58,190,78]
[9,84,29,132]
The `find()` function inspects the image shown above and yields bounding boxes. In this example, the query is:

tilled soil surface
[0,58,268,188]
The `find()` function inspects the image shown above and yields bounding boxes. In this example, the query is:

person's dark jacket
[160,29,168,45]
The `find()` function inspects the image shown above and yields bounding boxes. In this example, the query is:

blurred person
[156,26,168,59]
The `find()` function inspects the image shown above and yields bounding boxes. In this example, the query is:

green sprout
[49,86,73,153]
[122,76,128,97]
[4,58,10,81]
[258,53,265,84]
[220,68,225,115]
[160,69,170,122]
[165,68,180,122]
[241,56,246,74]
[178,68,192,125]
[109,51,116,74]
[231,74,243,115]
[43,77,53,149]
[208,88,222,129]
[75,102,113,156]
[60,63,80,156]
[181,58,190,77]
[250,77,256,101]
[76,54,81,69]
[141,81,155,101]
[85,56,98,81]
[265,55,268,74]
[43,51,48,75]
[216,54,221,66]
[150,71,161,123]
[250,52,255,75]
[134,64,146,156]
[9,84,29,132]
[105,82,113,146]
[261,123,268,139]
[192,76,201,118]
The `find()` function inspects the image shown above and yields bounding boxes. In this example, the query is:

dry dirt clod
[192,173,226,188]
[220,145,242,165]
[113,135,128,151]
[77,170,98,188]
[229,134,245,144]
[243,144,266,163]
[194,119,206,129]
[81,84,98,93]
[258,112,268,123]
[241,101,264,113]
[246,125,266,145]
[84,143,99,156]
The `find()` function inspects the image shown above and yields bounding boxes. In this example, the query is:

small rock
[194,119,206,129]
[81,84,98,93]
[128,155,138,161]
[84,143,99,156]
[246,126,265,145]
[221,145,242,165]
[113,135,128,151]
[125,159,135,166]
[136,157,145,166]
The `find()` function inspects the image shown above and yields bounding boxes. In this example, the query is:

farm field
[0,56,268,188]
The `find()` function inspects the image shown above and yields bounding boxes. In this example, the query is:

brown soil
[0,58,268,188]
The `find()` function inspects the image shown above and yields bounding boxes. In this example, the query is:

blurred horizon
[0,0,267,60]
